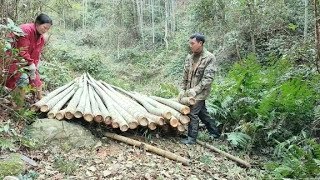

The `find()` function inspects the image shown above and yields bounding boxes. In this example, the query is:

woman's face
[36,23,51,34]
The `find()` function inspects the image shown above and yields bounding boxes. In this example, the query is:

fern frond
[226,132,251,148]
[314,105,320,121]
[0,138,15,151]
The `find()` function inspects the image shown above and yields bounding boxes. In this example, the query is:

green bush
[209,55,320,148]
[265,136,320,179]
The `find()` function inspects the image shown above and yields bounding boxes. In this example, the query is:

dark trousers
[187,100,218,138]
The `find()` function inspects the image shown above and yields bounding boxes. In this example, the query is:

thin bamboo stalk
[196,140,251,168]
[105,132,190,166]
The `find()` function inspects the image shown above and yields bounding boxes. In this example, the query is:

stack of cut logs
[31,73,195,132]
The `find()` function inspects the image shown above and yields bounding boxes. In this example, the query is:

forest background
[1,0,320,179]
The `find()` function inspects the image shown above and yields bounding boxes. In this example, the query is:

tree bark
[304,0,309,43]
[314,0,320,73]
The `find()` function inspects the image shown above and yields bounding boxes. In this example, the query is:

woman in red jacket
[6,13,52,101]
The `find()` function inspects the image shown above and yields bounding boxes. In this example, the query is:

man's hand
[185,89,196,98]
[26,63,36,80]
[178,90,185,102]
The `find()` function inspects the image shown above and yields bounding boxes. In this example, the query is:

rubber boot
[181,136,196,145]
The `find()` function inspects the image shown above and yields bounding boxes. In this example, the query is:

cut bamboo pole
[150,96,190,115]
[56,108,66,120]
[31,79,76,111]
[131,92,172,119]
[105,132,190,166]
[40,84,75,112]
[144,95,189,125]
[169,116,179,127]
[88,85,103,123]
[47,87,76,119]
[88,79,128,131]
[102,82,149,127]
[101,83,146,129]
[177,122,185,132]
[96,81,138,129]
[178,115,190,125]
[74,75,88,118]
[64,81,84,119]
[179,97,196,106]
[144,113,165,126]
[92,89,111,125]
[109,85,169,121]
[83,86,93,122]
[148,122,157,130]
[196,140,251,168]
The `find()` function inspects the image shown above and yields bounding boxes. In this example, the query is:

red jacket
[6,23,44,89]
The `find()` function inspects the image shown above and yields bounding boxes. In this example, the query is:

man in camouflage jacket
[179,33,220,144]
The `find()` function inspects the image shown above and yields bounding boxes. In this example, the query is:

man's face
[189,38,203,54]
[36,23,51,35]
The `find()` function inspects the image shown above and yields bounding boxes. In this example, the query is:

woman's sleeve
[16,31,34,65]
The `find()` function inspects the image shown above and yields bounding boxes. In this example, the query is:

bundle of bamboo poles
[31,73,194,132]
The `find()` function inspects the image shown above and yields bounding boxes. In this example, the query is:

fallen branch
[196,140,251,168]
[105,132,190,166]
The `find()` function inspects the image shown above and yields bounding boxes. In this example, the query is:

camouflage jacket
[181,48,217,100]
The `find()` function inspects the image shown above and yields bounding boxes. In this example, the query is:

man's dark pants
[187,100,219,138]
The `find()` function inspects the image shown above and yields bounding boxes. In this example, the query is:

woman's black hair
[35,13,52,25]
[190,33,205,44]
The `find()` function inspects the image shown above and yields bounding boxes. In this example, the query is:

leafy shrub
[209,55,319,148]
[153,83,179,98]
[265,135,320,179]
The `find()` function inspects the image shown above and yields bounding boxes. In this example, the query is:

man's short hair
[190,33,205,44]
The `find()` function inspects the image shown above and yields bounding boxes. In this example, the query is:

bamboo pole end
[40,105,49,112]
[74,111,83,118]
[138,117,148,126]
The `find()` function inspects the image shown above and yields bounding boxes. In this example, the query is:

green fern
[0,138,15,151]
[226,132,251,149]
[314,105,320,121]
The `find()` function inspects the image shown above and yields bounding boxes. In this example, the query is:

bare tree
[314,0,320,73]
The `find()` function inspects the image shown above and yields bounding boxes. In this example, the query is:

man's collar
[191,48,208,59]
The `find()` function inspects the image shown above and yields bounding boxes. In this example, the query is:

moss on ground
[0,153,24,179]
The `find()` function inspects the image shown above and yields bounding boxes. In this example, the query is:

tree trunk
[151,0,155,44]
[164,0,169,50]
[314,0,320,73]
[247,0,256,54]
[304,0,309,43]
